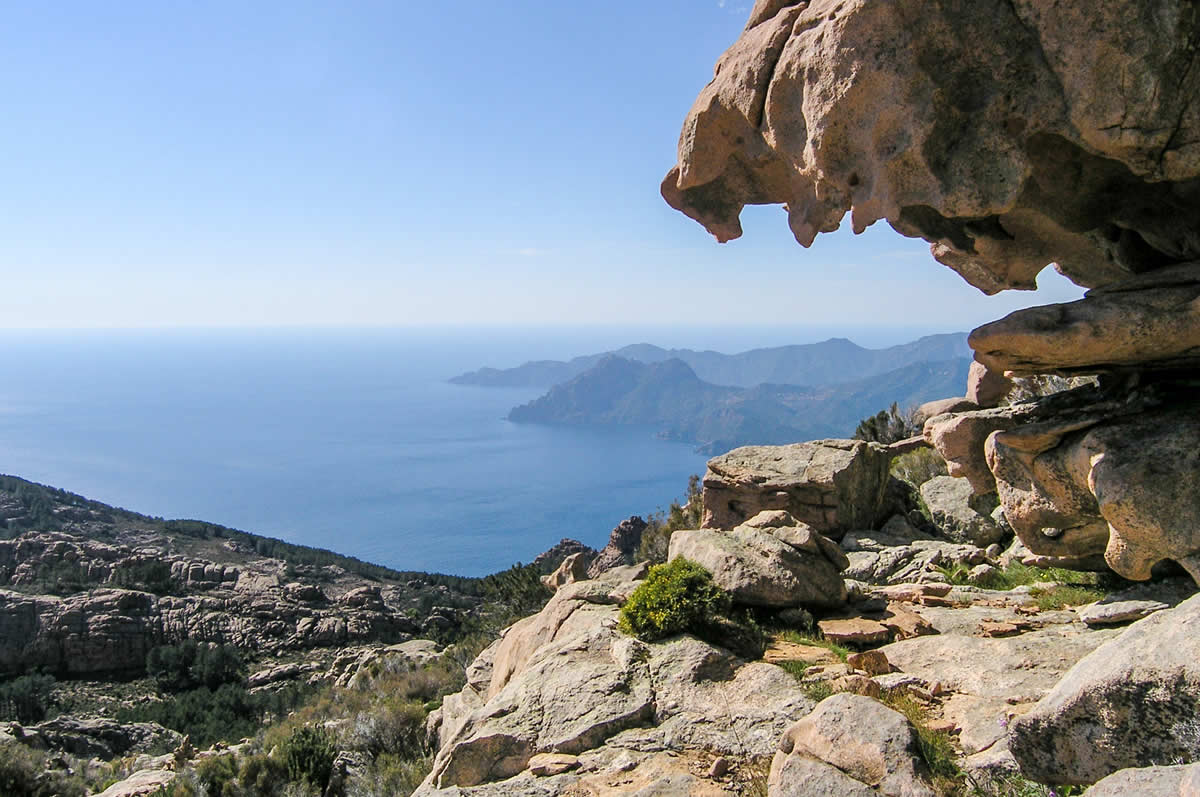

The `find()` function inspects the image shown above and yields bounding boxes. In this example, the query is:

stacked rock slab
[701,440,891,539]
[663,0,1200,586]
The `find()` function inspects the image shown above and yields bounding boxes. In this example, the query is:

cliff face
[663,0,1200,587]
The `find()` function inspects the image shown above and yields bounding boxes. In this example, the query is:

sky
[0,1,1086,332]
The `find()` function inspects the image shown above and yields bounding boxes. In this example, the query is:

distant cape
[452,334,973,454]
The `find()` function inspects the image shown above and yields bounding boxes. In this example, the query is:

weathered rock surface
[701,441,891,537]
[971,264,1200,377]
[663,0,1200,292]
[95,769,177,797]
[769,694,937,797]
[668,512,847,608]
[843,534,988,586]
[988,398,1200,583]
[966,361,1013,409]
[587,516,647,577]
[1086,763,1200,797]
[1009,593,1200,784]
[1,716,183,760]
[919,476,1005,546]
[419,568,815,793]
[541,552,591,590]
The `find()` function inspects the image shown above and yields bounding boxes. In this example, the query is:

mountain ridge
[450,333,970,389]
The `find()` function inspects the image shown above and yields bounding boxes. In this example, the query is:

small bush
[360,752,433,796]
[0,742,87,797]
[0,673,57,724]
[195,753,238,797]
[147,641,245,693]
[238,752,288,796]
[283,726,337,792]
[855,403,920,445]
[638,474,703,564]
[618,558,731,641]
[351,699,427,758]
[890,447,948,488]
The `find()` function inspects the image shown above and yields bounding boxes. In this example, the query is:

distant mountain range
[449,333,971,389]
[506,355,972,453]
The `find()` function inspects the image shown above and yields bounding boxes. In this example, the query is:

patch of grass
[775,660,809,680]
[963,771,1084,796]
[774,629,850,662]
[936,561,1104,593]
[800,681,834,702]
[1030,584,1105,611]
[880,690,959,787]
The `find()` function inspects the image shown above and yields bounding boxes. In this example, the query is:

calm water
[0,325,945,575]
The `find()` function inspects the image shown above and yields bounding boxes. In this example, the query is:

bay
[0,324,945,575]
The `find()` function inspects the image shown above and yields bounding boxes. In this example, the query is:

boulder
[919,476,1006,546]
[587,516,647,577]
[701,441,891,538]
[912,397,977,428]
[95,769,176,797]
[769,694,937,797]
[424,576,815,791]
[1009,593,1200,784]
[1086,763,1200,797]
[966,361,1013,409]
[988,402,1200,583]
[541,552,591,590]
[668,515,847,608]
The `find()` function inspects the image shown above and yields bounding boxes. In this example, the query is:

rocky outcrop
[532,538,596,574]
[663,0,1200,292]
[541,552,591,590]
[587,516,647,577]
[2,716,183,760]
[668,510,847,608]
[769,694,937,797]
[419,566,815,793]
[664,0,1200,586]
[701,440,891,538]
[0,579,418,677]
[1009,592,1200,785]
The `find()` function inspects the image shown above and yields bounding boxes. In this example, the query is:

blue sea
[0,325,946,576]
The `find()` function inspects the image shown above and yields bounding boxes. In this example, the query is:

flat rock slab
[763,640,840,666]
[818,617,890,645]
[1078,598,1169,626]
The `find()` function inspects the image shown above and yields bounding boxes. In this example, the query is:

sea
[0,325,947,576]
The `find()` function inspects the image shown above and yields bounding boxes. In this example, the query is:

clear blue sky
[0,1,1084,331]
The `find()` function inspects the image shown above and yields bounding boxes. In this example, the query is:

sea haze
[0,325,953,576]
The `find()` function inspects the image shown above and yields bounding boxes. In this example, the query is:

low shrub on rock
[619,558,730,641]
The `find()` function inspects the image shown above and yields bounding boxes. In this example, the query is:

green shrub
[0,742,87,797]
[618,558,730,641]
[238,752,288,796]
[282,726,336,792]
[638,474,703,564]
[195,753,238,797]
[360,752,433,796]
[890,447,948,488]
[854,403,920,445]
[147,641,245,693]
[351,699,427,758]
[0,674,56,724]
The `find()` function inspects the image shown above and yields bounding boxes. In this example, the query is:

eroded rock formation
[664,0,1200,585]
